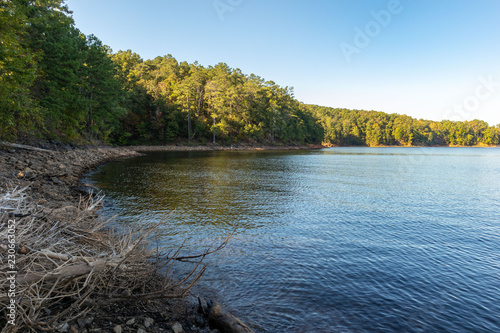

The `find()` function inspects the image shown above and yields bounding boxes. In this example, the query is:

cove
[87,147,500,333]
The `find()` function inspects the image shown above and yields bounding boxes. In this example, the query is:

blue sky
[66,0,500,125]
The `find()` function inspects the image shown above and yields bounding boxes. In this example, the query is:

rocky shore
[0,143,258,333]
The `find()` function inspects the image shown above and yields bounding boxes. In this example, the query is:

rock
[57,322,69,332]
[113,325,122,333]
[144,317,154,328]
[126,318,136,325]
[51,177,63,185]
[171,322,184,333]
[24,167,35,178]
[121,289,132,297]
[17,167,34,178]
[194,315,205,327]
[77,316,94,328]
[137,329,146,333]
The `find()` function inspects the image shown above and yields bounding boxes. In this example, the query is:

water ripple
[87,148,500,332]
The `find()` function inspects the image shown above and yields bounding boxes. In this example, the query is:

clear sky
[66,0,500,125]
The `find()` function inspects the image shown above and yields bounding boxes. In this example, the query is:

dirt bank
[0,144,256,333]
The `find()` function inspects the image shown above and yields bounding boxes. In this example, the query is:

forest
[1,0,499,147]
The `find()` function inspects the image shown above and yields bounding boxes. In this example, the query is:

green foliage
[0,0,123,143]
[0,1,498,147]
[0,0,39,140]
[111,54,324,145]
[309,105,500,146]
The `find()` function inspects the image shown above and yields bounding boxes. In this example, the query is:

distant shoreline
[127,143,499,152]
[128,143,324,152]
[322,144,500,148]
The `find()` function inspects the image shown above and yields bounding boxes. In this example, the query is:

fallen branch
[199,299,255,333]
[16,259,107,285]
[170,229,235,261]
[0,141,53,153]
[0,182,233,332]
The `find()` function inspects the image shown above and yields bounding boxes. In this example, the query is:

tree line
[1,0,499,146]
[309,106,500,146]
[0,0,123,142]
[110,51,322,145]
[0,0,320,145]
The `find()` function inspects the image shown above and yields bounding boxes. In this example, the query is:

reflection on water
[88,148,500,333]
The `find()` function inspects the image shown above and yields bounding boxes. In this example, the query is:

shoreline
[125,143,499,152]
[128,143,324,152]
[0,144,257,333]
[2,142,497,331]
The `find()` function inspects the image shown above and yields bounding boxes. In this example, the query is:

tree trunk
[88,87,93,141]
[230,102,233,146]
[187,93,191,143]
[213,116,216,144]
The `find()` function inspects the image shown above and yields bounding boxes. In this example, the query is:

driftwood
[0,141,53,153]
[16,259,108,285]
[199,298,255,333]
[0,183,230,332]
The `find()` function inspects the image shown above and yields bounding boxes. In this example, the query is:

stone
[51,177,62,185]
[57,322,69,332]
[17,167,34,178]
[194,315,205,327]
[23,167,35,178]
[113,325,122,333]
[77,316,94,328]
[137,329,146,333]
[144,317,154,328]
[126,318,136,325]
[172,322,184,333]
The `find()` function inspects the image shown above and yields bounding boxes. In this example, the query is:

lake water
[87,147,500,332]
